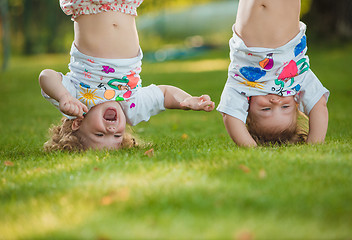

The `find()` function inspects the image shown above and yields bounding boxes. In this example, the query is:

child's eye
[114,134,122,138]
[262,108,271,111]
[95,133,104,137]
[282,105,290,109]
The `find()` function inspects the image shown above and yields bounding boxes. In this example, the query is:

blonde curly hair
[44,117,137,152]
[246,109,308,145]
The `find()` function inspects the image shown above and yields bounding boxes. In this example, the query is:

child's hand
[59,93,88,118]
[180,95,215,112]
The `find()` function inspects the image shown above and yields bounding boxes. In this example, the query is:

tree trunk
[23,0,34,55]
[1,0,10,70]
[46,1,59,53]
[302,0,352,39]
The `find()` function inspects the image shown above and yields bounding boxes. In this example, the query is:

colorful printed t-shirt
[60,0,143,20]
[217,22,330,123]
[41,43,165,126]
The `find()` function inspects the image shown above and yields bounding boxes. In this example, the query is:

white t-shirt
[42,82,165,126]
[41,43,165,126]
[217,22,329,123]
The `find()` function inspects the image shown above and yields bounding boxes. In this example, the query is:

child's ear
[71,118,82,131]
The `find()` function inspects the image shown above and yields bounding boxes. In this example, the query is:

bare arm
[157,85,215,112]
[307,96,328,144]
[39,69,68,102]
[38,69,88,117]
[222,114,257,147]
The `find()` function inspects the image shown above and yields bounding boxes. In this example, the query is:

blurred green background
[1,0,352,69]
[1,1,352,239]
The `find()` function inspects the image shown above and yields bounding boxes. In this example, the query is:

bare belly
[74,11,139,59]
[235,0,300,48]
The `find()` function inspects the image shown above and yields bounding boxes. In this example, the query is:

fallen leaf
[234,230,254,240]
[144,148,154,157]
[258,169,267,179]
[100,188,130,206]
[239,164,250,173]
[100,195,113,206]
[4,161,14,166]
[181,133,189,139]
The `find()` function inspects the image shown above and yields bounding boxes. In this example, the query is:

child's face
[249,94,297,132]
[74,101,126,150]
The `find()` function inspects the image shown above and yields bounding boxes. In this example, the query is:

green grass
[1,43,352,239]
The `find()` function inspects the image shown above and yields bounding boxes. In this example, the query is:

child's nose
[269,97,280,103]
[107,126,116,132]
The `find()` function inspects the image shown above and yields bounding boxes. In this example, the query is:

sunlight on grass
[144,58,229,73]
[1,44,352,239]
[12,155,94,181]
[7,54,229,74]
[1,196,95,239]
[9,54,69,71]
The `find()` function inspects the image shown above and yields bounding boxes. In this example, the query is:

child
[39,0,215,151]
[217,0,329,147]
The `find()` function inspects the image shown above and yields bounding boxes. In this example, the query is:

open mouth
[103,107,117,122]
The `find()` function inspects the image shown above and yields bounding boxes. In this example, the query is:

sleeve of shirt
[40,73,77,119]
[295,69,330,116]
[216,83,249,123]
[121,84,166,126]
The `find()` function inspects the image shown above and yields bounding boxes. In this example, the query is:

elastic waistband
[231,21,307,53]
[70,42,143,66]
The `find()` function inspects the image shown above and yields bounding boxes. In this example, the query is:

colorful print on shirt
[230,34,310,97]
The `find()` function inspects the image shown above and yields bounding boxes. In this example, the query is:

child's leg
[235,0,301,48]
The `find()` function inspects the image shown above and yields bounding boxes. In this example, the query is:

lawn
[1,43,352,239]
